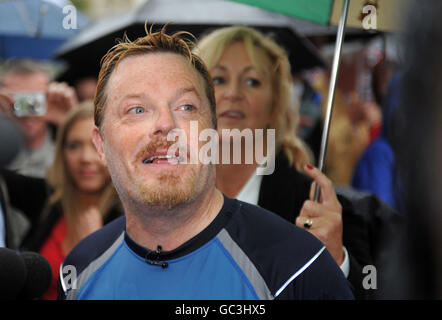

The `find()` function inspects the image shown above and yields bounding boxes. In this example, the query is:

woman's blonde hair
[46,100,119,224]
[195,26,311,170]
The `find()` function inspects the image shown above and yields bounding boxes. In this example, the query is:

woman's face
[64,117,109,193]
[210,41,274,133]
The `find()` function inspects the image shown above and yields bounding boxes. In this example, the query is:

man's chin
[134,172,197,209]
[140,191,194,210]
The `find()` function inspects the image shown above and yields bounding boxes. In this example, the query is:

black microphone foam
[0,248,27,300]
[18,251,52,300]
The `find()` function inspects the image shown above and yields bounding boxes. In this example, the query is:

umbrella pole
[314,0,350,201]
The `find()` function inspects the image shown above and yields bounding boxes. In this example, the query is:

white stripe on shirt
[274,246,326,298]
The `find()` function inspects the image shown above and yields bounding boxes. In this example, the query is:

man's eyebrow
[117,87,201,105]
[171,86,201,102]
[119,93,145,102]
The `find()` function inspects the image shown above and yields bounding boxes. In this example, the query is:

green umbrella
[228,0,402,200]
[229,0,401,31]
[229,0,334,25]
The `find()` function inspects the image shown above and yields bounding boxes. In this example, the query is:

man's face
[93,52,214,209]
[2,72,49,146]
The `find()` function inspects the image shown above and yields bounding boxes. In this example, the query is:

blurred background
[0,0,404,188]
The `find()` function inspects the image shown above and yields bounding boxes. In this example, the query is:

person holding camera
[0,59,78,178]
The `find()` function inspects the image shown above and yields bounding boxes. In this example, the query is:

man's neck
[125,187,224,252]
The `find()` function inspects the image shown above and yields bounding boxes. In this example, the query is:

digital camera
[13,92,46,117]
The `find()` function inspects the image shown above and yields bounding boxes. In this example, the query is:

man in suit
[0,114,29,249]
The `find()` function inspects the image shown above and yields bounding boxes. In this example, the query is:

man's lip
[142,150,184,164]
[218,110,245,119]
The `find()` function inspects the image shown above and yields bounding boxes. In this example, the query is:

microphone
[0,248,27,300]
[18,251,52,300]
[145,245,168,269]
[0,248,52,300]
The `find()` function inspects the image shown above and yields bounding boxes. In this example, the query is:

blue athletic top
[59,196,354,300]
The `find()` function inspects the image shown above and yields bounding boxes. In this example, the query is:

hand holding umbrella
[296,164,344,265]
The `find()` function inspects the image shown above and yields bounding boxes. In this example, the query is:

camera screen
[13,92,46,117]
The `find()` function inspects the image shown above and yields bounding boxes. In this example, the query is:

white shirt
[236,171,263,205]
[236,170,350,278]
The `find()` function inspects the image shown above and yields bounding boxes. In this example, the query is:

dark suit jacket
[0,175,13,248]
[258,151,391,299]
[0,173,32,249]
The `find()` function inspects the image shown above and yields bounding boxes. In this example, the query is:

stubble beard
[129,139,200,209]
[133,165,199,210]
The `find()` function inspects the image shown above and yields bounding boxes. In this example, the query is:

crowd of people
[0,0,440,300]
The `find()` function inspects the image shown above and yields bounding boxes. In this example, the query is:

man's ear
[92,126,107,166]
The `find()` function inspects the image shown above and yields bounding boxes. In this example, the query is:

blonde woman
[196,26,372,299]
[1,101,122,299]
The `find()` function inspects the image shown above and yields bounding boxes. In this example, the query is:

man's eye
[129,106,145,114]
[212,77,225,85]
[246,78,261,87]
[180,104,195,112]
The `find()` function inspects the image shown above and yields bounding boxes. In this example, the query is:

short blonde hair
[47,100,119,223]
[196,26,311,170]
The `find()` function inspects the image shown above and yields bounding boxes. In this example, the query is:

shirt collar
[124,195,236,261]
[236,171,263,206]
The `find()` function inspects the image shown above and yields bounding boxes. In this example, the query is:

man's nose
[153,106,176,136]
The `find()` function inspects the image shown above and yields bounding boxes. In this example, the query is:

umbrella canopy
[230,0,402,32]
[0,0,89,59]
[55,0,334,84]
